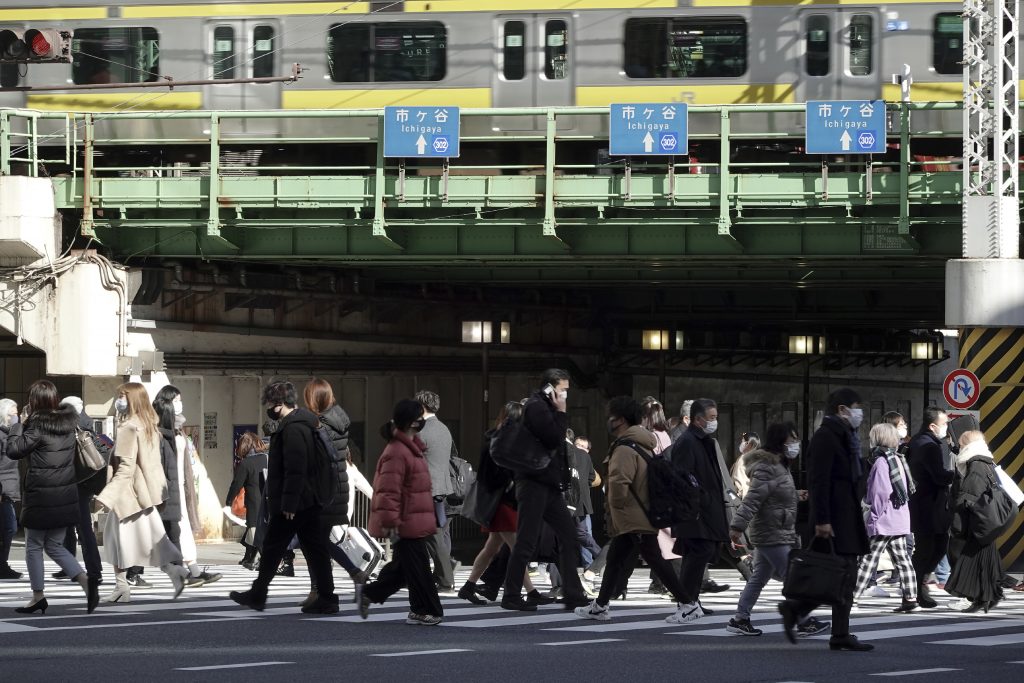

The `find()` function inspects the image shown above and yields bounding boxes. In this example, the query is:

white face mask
[114,397,128,413]
[845,407,864,429]
[703,419,718,435]
[558,390,568,401]
[785,442,801,459]
[173,399,183,416]
[935,424,949,439]
[897,425,908,440]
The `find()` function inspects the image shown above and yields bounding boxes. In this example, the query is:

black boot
[918,582,937,609]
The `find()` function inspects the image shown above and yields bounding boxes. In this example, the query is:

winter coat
[318,405,351,526]
[158,427,181,522]
[907,430,955,535]
[4,405,79,530]
[729,448,798,547]
[669,424,729,542]
[950,455,1001,542]
[419,415,455,497]
[864,451,911,537]
[806,416,870,556]
[0,423,20,502]
[368,429,435,540]
[519,390,570,489]
[96,416,168,521]
[226,450,268,527]
[265,408,322,517]
[604,426,658,537]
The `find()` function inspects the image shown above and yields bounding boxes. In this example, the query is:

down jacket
[318,404,351,526]
[729,448,798,548]
[368,429,435,540]
[96,416,168,521]
[605,425,658,537]
[5,405,80,529]
[157,427,181,522]
[0,422,21,502]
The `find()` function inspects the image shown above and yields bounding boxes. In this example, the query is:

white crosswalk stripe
[1,561,1023,647]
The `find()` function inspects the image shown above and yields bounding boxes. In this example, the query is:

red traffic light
[25,29,51,57]
[0,27,70,62]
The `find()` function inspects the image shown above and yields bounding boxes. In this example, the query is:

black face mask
[607,418,620,435]
[410,418,426,432]
[266,406,281,421]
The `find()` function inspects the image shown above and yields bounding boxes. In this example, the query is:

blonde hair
[869,422,900,450]
[959,430,985,448]
[116,382,159,440]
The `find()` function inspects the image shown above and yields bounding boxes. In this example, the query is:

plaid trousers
[854,534,917,600]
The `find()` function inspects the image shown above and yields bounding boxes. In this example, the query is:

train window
[848,14,872,76]
[933,13,963,74]
[503,20,525,81]
[805,14,829,76]
[72,27,160,84]
[544,20,568,80]
[253,25,275,78]
[328,22,445,82]
[624,17,747,79]
[212,26,235,79]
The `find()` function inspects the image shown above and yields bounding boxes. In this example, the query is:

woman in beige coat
[575,396,690,622]
[96,383,187,603]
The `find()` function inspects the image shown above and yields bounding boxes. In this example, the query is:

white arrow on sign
[415,135,427,155]
[840,130,852,151]
[642,132,654,153]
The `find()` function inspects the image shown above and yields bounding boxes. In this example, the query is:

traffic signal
[0,28,71,63]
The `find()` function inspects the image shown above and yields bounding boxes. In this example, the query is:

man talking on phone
[502,369,589,612]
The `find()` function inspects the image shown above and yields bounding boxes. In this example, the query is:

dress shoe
[229,590,266,612]
[15,598,48,615]
[500,596,538,612]
[961,600,989,614]
[701,580,730,593]
[458,582,486,605]
[301,595,340,614]
[917,584,938,608]
[526,589,556,606]
[0,563,23,580]
[52,571,70,581]
[475,583,499,602]
[828,635,874,651]
[893,599,918,613]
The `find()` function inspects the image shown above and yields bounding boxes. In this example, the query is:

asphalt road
[2,543,1023,682]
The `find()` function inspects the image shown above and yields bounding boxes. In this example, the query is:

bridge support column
[946,259,1024,570]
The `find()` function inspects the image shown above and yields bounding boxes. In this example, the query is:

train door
[203,20,281,131]
[493,14,574,130]
[797,10,881,102]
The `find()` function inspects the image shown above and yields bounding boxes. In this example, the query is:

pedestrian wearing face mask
[778,388,873,652]
[667,398,728,624]
[906,407,954,609]
[727,422,829,637]
[851,423,918,612]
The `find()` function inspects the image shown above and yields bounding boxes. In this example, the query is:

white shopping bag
[995,465,1024,508]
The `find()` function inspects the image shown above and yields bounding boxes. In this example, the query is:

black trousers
[598,533,686,605]
[676,537,718,604]
[163,519,181,553]
[785,553,858,637]
[425,516,454,588]
[61,493,103,580]
[505,478,586,601]
[363,537,443,617]
[251,506,335,601]
[912,532,949,586]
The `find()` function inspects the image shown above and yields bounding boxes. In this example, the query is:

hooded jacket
[368,429,435,539]
[729,448,798,547]
[604,425,658,537]
[265,407,322,516]
[318,404,351,526]
[5,405,79,529]
[96,415,168,520]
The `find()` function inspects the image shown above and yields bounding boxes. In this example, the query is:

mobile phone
[542,383,555,399]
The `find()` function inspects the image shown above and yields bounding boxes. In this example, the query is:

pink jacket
[368,430,435,540]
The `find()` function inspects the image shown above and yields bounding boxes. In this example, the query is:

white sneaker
[949,597,971,610]
[583,570,598,582]
[574,600,611,621]
[868,585,890,598]
[666,602,703,625]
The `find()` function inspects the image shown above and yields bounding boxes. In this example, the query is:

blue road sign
[805,100,886,154]
[383,106,460,158]
[609,103,688,156]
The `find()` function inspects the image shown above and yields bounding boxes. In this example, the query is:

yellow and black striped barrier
[959,327,1024,571]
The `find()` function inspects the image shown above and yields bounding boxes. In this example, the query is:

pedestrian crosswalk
[1,560,1023,648]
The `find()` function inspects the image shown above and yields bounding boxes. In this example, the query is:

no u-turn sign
[943,369,981,410]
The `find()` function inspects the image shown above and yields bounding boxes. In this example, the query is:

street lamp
[462,321,510,428]
[910,333,945,409]
[787,333,827,455]
[642,329,683,403]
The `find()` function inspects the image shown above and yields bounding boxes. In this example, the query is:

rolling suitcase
[335,526,384,578]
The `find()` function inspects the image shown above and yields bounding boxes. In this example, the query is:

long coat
[225,450,268,527]
[157,427,181,522]
[604,425,658,537]
[907,430,955,535]
[96,416,168,521]
[806,416,869,556]
[368,430,435,540]
[670,424,729,542]
[5,405,79,529]
[729,448,799,548]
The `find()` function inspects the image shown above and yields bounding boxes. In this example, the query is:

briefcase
[781,538,851,607]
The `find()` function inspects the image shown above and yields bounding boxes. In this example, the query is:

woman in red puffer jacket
[359,399,442,625]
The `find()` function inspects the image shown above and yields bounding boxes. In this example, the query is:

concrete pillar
[947,259,1024,570]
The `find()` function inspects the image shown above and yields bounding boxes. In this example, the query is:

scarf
[955,439,994,477]
[878,447,915,509]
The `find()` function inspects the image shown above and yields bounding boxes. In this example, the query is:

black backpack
[446,443,476,514]
[489,403,552,473]
[967,461,1017,545]
[310,425,346,508]
[615,438,700,528]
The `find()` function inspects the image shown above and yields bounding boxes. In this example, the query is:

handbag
[230,489,247,519]
[781,538,852,607]
[74,428,107,481]
[460,480,503,528]
[489,415,552,473]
